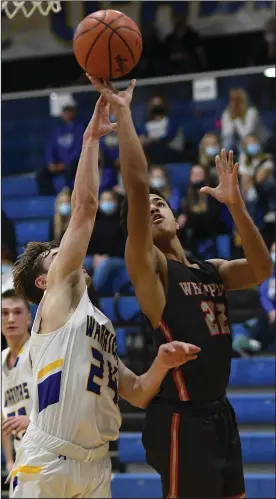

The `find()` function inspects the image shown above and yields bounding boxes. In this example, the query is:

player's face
[2,298,31,339]
[36,248,91,290]
[149,194,177,242]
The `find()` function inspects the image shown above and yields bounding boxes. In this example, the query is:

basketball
[73,10,143,80]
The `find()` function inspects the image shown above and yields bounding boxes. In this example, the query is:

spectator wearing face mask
[88,190,126,294]
[140,96,184,164]
[246,242,276,352]
[239,134,275,223]
[199,132,220,183]
[149,165,181,213]
[49,188,71,242]
[177,164,229,257]
[99,113,119,192]
[37,103,84,195]
[221,88,270,152]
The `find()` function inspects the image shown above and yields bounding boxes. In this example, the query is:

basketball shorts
[142,396,245,499]
[9,425,111,498]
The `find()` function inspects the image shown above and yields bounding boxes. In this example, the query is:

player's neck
[160,236,189,265]
[7,332,29,357]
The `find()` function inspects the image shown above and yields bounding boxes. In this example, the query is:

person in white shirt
[1,289,33,477]
[221,88,270,151]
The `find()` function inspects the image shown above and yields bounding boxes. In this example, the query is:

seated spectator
[177,164,229,257]
[37,102,84,195]
[140,96,184,163]
[88,190,126,294]
[149,165,181,213]
[2,209,17,263]
[199,132,220,182]
[99,115,119,192]
[163,12,207,74]
[221,88,270,152]
[247,242,276,351]
[239,134,275,222]
[49,188,71,241]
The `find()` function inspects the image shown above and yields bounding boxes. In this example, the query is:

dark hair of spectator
[2,288,30,311]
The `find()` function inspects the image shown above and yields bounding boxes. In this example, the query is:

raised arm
[48,96,117,288]
[118,342,200,408]
[89,77,165,325]
[201,150,273,290]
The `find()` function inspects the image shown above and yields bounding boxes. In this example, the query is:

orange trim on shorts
[167,413,180,499]
[222,493,246,498]
[159,321,190,401]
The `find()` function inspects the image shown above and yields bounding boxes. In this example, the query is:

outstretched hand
[87,74,136,110]
[83,94,118,141]
[156,341,201,370]
[200,149,242,206]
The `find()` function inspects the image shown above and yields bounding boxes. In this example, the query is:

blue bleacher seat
[30,304,38,320]
[3,197,55,221]
[53,174,66,194]
[116,328,127,356]
[165,163,192,196]
[229,393,275,424]
[111,473,275,499]
[216,234,231,259]
[229,358,275,387]
[118,432,275,464]
[2,175,38,199]
[100,297,141,324]
[15,220,50,245]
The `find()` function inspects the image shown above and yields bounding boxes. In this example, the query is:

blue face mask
[205,146,220,158]
[58,203,71,216]
[246,143,260,156]
[271,252,276,264]
[100,200,116,215]
[1,264,13,274]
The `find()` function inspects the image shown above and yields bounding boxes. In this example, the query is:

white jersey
[29,288,121,449]
[2,338,33,450]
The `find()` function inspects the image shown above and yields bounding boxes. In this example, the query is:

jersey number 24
[86,347,118,404]
[201,301,230,336]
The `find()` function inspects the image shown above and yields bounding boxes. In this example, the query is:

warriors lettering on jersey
[86,315,118,360]
[179,281,225,297]
[4,382,30,407]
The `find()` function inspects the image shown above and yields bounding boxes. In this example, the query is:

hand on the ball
[200,149,242,206]
[156,341,200,370]
[84,95,117,141]
[87,75,136,109]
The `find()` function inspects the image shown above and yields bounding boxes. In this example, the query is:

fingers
[110,123,118,132]
[185,343,201,354]
[128,79,136,91]
[170,341,189,355]
[233,162,239,180]
[228,150,234,173]
[200,186,214,196]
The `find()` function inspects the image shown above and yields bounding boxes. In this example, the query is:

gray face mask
[150,177,166,189]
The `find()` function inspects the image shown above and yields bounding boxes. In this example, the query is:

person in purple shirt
[37,103,84,195]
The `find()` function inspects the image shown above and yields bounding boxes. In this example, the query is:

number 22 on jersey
[86,347,118,404]
[201,300,230,336]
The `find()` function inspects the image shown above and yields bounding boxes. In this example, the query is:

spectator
[247,242,276,351]
[99,114,119,192]
[140,96,184,163]
[177,164,229,257]
[49,188,71,242]
[164,13,207,74]
[88,190,126,294]
[2,209,17,263]
[199,132,221,182]
[221,88,270,152]
[149,165,181,213]
[239,134,275,222]
[37,102,84,195]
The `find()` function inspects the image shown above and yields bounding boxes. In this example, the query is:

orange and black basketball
[73,9,142,80]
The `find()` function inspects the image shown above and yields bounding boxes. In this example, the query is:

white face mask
[150,177,166,189]
[265,33,275,44]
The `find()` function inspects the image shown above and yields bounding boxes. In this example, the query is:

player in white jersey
[1,290,33,478]
[10,92,200,498]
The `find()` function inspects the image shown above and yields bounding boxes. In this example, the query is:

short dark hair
[120,188,173,236]
[1,289,30,311]
[13,241,59,305]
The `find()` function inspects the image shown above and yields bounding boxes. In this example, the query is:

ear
[35,274,47,292]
